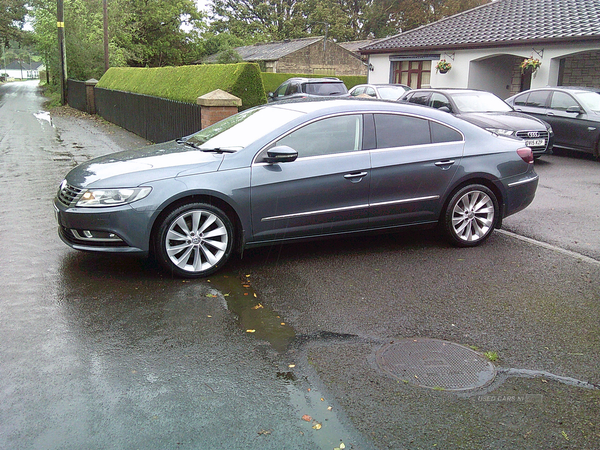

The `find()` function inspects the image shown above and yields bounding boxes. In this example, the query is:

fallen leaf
[312,422,322,430]
[252,303,264,310]
[327,406,333,411]
[246,329,256,333]
[289,364,296,368]
[301,414,312,422]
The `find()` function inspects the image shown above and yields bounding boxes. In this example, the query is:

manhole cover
[376,338,496,391]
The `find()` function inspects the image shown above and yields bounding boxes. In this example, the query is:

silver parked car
[54,99,539,278]
[349,83,411,100]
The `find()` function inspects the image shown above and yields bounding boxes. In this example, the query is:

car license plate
[525,138,545,147]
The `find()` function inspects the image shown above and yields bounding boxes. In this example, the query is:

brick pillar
[85,78,98,115]
[197,89,242,129]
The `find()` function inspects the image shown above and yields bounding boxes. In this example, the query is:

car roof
[285,77,343,83]
[262,97,471,124]
[407,88,488,95]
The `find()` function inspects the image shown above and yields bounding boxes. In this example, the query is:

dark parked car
[268,77,349,102]
[55,99,538,278]
[505,87,600,157]
[401,89,554,157]
[349,83,411,100]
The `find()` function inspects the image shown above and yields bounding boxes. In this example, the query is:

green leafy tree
[0,0,28,45]
[114,0,204,67]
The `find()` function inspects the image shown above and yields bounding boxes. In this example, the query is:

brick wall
[276,41,367,76]
[561,51,600,88]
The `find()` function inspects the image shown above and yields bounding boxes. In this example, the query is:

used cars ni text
[505,86,600,157]
[54,99,538,278]
[400,88,554,158]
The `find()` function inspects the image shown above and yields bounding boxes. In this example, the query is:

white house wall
[367,42,600,95]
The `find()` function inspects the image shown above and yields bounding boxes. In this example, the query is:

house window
[393,61,431,88]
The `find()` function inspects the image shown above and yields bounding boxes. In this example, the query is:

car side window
[274,82,289,98]
[407,92,430,106]
[275,114,363,158]
[513,93,528,106]
[549,91,579,111]
[525,90,550,108]
[351,87,365,96]
[365,87,377,97]
[430,121,463,143]
[430,93,452,111]
[287,82,300,95]
[374,114,431,148]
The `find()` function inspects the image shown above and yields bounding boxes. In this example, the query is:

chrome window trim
[252,110,466,165]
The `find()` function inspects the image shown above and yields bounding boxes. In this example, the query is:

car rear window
[303,82,348,95]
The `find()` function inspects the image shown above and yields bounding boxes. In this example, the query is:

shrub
[96,63,267,109]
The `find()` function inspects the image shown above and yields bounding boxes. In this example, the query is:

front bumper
[54,198,154,254]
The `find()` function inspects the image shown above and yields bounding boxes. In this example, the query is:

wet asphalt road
[1,80,599,450]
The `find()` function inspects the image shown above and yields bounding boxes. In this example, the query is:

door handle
[344,172,368,182]
[434,160,455,167]
[546,112,555,116]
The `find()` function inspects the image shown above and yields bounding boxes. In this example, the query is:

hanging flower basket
[435,59,452,74]
[521,57,541,75]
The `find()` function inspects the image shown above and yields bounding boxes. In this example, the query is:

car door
[512,90,551,121]
[250,114,371,242]
[368,113,464,227]
[547,91,595,151]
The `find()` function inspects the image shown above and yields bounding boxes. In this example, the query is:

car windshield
[304,82,347,95]
[450,92,513,113]
[187,107,304,150]
[574,91,600,112]
[377,86,408,100]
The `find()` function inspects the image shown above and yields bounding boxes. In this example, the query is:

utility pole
[103,0,109,73]
[57,0,67,105]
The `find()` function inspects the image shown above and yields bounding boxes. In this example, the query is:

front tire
[155,203,234,278]
[443,185,498,247]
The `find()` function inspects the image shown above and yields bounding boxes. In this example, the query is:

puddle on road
[34,110,53,126]
[203,272,296,353]
[200,272,368,449]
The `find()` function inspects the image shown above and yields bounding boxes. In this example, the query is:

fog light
[71,229,123,242]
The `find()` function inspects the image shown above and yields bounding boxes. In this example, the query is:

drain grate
[376,338,496,391]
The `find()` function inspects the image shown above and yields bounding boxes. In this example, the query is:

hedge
[96,63,268,109]
[261,73,367,95]
[96,64,368,109]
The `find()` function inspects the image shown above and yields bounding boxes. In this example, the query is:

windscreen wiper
[177,139,237,153]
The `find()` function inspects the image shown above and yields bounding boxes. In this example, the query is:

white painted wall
[367,42,600,90]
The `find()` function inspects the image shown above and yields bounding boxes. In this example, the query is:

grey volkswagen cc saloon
[55,99,539,278]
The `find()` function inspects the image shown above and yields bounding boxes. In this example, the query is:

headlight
[486,128,515,136]
[76,187,152,207]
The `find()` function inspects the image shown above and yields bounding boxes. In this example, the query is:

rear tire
[155,202,234,278]
[443,185,498,247]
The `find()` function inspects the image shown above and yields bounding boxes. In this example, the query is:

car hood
[456,111,547,131]
[66,140,224,188]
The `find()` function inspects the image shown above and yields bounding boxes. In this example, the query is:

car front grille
[516,130,550,151]
[57,181,84,207]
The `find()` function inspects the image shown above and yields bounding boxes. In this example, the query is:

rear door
[368,113,464,227]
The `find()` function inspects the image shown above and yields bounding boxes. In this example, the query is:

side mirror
[264,145,298,164]
[566,106,582,114]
